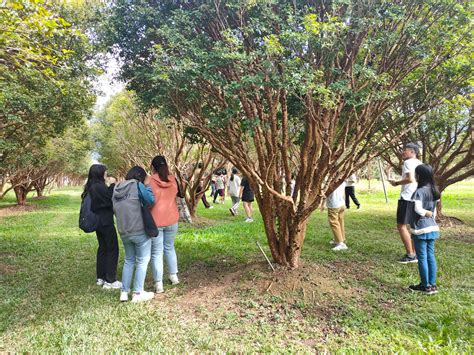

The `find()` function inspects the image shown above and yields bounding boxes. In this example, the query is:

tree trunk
[435,184,447,218]
[436,199,444,219]
[367,161,372,190]
[0,177,5,199]
[35,186,44,197]
[257,191,309,268]
[187,195,199,218]
[14,186,27,206]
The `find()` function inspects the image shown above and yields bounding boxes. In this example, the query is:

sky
[93,55,125,111]
[90,55,124,164]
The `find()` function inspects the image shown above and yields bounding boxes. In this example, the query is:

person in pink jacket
[149,155,180,293]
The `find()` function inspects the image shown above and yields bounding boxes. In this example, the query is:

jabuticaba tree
[104,0,472,268]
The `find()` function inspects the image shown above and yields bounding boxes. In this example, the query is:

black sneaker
[409,284,430,293]
[398,255,418,264]
[427,285,438,295]
[357,204,361,209]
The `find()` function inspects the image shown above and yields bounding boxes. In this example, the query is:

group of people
[325,143,440,295]
[83,156,181,303]
[209,168,255,223]
[84,143,440,301]
[389,143,440,295]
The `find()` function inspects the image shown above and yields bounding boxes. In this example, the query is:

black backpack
[79,193,100,233]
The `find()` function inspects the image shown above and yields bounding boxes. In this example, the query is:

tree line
[0,0,99,204]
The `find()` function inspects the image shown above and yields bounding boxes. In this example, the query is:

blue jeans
[151,223,178,282]
[414,238,437,287]
[121,234,151,293]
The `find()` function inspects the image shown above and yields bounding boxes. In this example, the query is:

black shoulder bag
[137,183,158,237]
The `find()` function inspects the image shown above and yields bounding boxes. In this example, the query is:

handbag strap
[136,181,145,207]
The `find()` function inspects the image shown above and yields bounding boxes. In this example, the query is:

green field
[0,181,473,352]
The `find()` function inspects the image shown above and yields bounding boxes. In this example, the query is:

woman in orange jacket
[148,155,180,293]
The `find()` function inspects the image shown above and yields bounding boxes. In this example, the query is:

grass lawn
[0,180,473,352]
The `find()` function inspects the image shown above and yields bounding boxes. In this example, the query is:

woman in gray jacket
[113,166,155,303]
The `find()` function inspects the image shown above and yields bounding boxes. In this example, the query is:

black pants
[213,189,223,203]
[197,185,210,208]
[345,186,360,208]
[96,225,119,283]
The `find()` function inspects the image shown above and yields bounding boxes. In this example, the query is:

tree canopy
[103,0,472,267]
[1,0,97,204]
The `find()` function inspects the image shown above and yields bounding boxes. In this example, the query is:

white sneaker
[120,291,129,302]
[329,240,337,245]
[208,206,214,209]
[332,243,348,251]
[169,274,179,285]
[131,291,155,303]
[245,218,254,223]
[96,278,105,286]
[154,281,164,293]
[103,280,122,289]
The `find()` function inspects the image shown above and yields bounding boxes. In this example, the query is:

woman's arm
[414,200,432,217]
[138,182,155,206]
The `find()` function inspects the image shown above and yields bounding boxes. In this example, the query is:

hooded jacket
[112,179,154,237]
[149,174,179,227]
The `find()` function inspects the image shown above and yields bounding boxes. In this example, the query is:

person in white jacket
[228,168,241,216]
[326,182,348,251]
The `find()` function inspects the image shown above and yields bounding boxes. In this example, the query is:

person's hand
[425,211,433,218]
[107,176,117,185]
[388,179,397,187]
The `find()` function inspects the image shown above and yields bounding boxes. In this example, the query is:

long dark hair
[82,164,107,199]
[151,155,170,182]
[125,166,147,183]
[415,164,440,201]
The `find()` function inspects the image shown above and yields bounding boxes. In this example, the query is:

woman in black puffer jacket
[82,164,121,289]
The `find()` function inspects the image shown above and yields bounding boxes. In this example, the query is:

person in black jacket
[82,164,121,289]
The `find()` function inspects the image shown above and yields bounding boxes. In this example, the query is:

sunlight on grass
[0,181,472,352]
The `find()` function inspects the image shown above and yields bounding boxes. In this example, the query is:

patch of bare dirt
[0,204,38,218]
[0,253,18,275]
[152,259,372,328]
[0,262,18,275]
[438,216,465,228]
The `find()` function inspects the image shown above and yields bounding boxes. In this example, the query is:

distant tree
[104,0,472,267]
[94,91,225,216]
[0,0,97,204]
[2,122,92,203]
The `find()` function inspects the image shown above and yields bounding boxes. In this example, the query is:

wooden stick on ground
[266,282,274,292]
[256,241,276,272]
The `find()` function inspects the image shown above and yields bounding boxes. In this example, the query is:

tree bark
[0,177,5,199]
[34,184,44,197]
[14,186,27,206]
[257,188,309,268]
[187,195,199,218]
